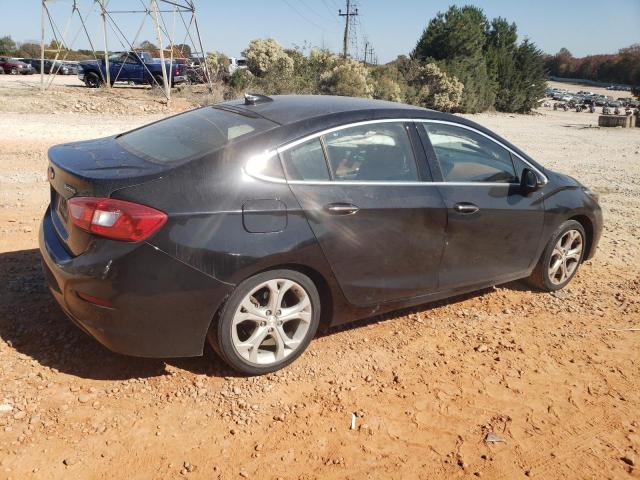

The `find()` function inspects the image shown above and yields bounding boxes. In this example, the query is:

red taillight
[67,197,167,242]
[175,66,181,75]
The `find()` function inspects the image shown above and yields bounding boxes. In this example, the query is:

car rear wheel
[10,67,18,75]
[526,220,586,291]
[84,72,101,88]
[208,269,320,375]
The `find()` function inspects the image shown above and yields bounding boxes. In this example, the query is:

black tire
[151,74,165,88]
[84,72,101,88]
[526,220,586,291]
[10,67,18,75]
[208,269,321,375]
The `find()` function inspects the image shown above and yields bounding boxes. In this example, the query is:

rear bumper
[39,207,234,357]
[173,75,187,84]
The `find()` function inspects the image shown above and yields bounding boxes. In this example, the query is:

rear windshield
[117,107,277,164]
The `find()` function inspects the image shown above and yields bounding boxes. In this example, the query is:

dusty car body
[40,95,603,374]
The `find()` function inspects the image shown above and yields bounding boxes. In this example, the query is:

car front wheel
[527,219,586,291]
[208,269,320,375]
[84,72,101,88]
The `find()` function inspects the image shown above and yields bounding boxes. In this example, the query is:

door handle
[453,203,479,214]
[325,203,360,215]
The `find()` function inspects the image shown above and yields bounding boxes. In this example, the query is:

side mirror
[521,168,542,193]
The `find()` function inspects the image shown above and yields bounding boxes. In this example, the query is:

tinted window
[322,123,418,182]
[422,123,517,183]
[280,139,330,181]
[117,107,277,164]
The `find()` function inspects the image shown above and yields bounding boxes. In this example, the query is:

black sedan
[40,95,602,374]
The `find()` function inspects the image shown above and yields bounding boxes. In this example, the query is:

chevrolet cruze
[40,94,602,374]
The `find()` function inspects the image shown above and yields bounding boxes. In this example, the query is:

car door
[418,121,545,290]
[281,120,447,307]
[109,53,126,82]
[126,53,144,82]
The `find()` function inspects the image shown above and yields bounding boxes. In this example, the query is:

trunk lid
[48,136,169,256]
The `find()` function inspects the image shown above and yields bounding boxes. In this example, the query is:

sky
[0,0,638,62]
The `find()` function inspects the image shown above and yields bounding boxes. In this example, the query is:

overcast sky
[1,0,638,61]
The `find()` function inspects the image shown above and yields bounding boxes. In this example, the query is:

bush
[373,76,403,102]
[319,58,373,98]
[243,38,293,77]
[205,51,230,81]
[409,63,463,111]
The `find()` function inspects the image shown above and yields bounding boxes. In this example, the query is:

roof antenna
[244,93,273,106]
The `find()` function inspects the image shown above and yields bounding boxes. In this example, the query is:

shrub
[243,38,293,77]
[319,58,373,98]
[373,77,403,102]
[413,63,464,111]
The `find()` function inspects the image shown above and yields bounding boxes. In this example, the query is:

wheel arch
[568,214,594,260]
[206,262,336,348]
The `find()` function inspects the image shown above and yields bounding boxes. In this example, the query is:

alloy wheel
[548,229,583,285]
[231,278,312,365]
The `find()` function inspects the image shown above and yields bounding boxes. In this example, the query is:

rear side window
[422,123,517,183]
[322,123,418,182]
[117,107,277,164]
[280,139,330,181]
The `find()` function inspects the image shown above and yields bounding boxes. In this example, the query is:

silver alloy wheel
[231,278,312,365]
[548,229,583,285]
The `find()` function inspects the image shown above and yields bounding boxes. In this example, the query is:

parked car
[18,58,79,75]
[77,51,186,87]
[228,57,248,74]
[39,94,603,375]
[0,57,35,75]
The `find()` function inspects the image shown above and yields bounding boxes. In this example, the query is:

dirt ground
[0,76,639,480]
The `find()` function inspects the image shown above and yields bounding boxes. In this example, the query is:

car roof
[221,95,432,126]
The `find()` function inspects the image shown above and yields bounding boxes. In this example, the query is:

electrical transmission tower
[338,0,358,58]
[38,0,212,100]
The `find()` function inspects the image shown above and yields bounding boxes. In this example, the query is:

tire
[526,220,586,291]
[10,67,18,75]
[84,72,101,88]
[208,269,321,375]
[151,74,165,88]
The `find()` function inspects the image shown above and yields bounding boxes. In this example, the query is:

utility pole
[339,0,358,59]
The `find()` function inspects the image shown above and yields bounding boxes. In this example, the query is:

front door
[419,121,545,289]
[281,121,447,306]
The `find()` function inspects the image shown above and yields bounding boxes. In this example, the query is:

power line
[298,0,337,24]
[320,0,340,22]
[280,0,336,33]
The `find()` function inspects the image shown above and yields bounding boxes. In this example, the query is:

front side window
[322,122,419,182]
[280,139,330,181]
[422,123,517,183]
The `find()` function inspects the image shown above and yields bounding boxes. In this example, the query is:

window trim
[244,118,548,186]
[421,120,520,185]
[321,121,421,183]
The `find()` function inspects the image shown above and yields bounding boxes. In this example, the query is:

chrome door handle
[325,203,359,215]
[454,203,479,214]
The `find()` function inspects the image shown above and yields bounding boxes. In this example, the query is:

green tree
[413,5,495,112]
[0,35,16,54]
[16,42,40,58]
[513,39,546,112]
[486,17,520,111]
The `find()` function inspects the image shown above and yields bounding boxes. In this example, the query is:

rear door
[281,120,447,307]
[418,121,545,289]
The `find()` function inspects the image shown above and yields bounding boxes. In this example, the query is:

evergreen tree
[514,39,546,113]
[486,18,520,111]
[412,5,495,113]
